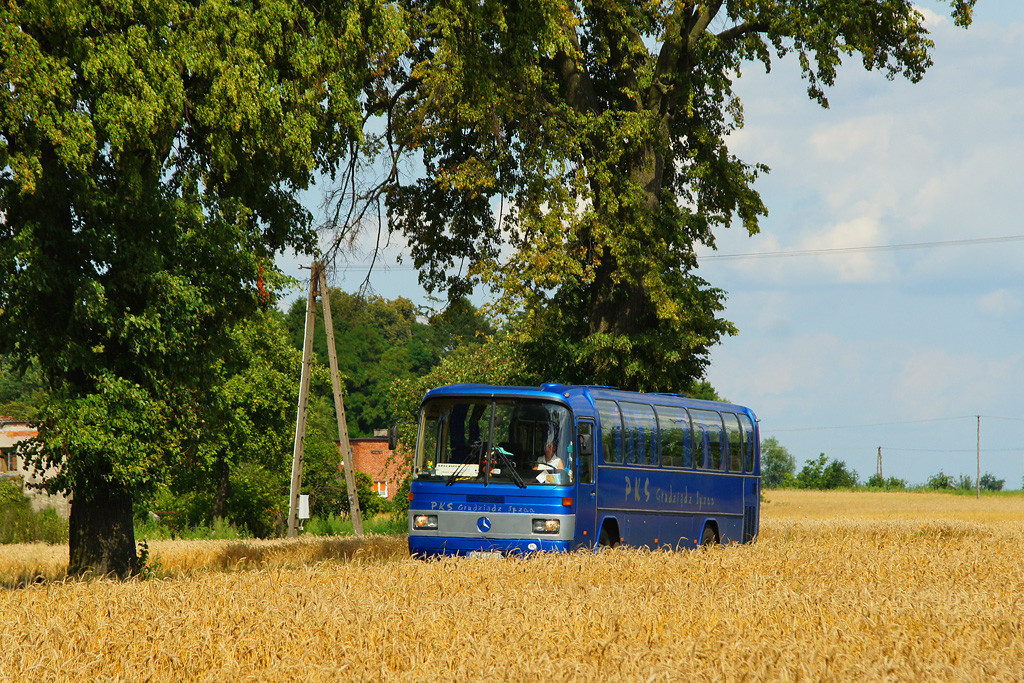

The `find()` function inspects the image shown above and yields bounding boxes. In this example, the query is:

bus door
[575,419,597,548]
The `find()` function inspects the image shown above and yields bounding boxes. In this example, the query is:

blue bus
[407,383,760,557]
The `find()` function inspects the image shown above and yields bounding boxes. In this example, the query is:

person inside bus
[535,438,566,483]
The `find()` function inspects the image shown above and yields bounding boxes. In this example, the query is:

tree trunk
[211,455,231,521]
[68,484,138,579]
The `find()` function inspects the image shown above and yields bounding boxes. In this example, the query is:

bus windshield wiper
[446,441,483,486]
[491,446,527,489]
[445,458,472,486]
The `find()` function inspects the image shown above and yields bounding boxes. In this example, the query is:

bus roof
[421,383,756,418]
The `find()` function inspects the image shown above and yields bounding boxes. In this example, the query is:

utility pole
[287,262,364,537]
[318,265,364,535]
[976,415,981,500]
[877,446,882,481]
[287,263,319,538]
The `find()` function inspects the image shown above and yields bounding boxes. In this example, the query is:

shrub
[0,480,68,544]
[796,454,858,490]
[926,471,955,490]
[761,437,796,489]
[980,472,1005,492]
[866,473,908,490]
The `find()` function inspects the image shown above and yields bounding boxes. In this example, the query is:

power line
[877,447,1024,454]
[702,234,1024,261]
[312,235,1024,271]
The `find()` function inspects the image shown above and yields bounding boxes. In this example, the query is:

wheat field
[2,492,1023,682]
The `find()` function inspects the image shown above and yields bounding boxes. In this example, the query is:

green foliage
[0,480,27,508]
[347,0,976,391]
[388,334,540,451]
[926,471,956,490]
[796,453,859,490]
[980,472,1005,492]
[684,381,727,403]
[303,512,406,537]
[0,0,398,572]
[760,436,796,489]
[135,515,247,541]
[283,291,491,437]
[148,310,297,535]
[338,470,391,518]
[391,474,412,520]
[923,472,1005,493]
[0,481,68,544]
[865,473,908,491]
[0,357,47,419]
[301,394,351,518]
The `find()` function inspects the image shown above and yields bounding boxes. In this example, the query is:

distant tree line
[761,437,1006,492]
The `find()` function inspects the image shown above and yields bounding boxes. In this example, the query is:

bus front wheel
[598,525,620,550]
[699,525,718,547]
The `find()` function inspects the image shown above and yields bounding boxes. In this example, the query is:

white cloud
[810,115,893,164]
[914,6,947,28]
[979,289,1022,316]
[892,347,1023,419]
[798,216,894,283]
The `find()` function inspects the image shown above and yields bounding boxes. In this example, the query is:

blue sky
[281,1,1024,488]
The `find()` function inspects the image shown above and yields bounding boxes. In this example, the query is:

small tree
[980,472,1005,492]
[926,471,955,490]
[866,473,908,491]
[760,437,796,489]
[796,454,858,490]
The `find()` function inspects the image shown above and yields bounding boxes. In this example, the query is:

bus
[406,383,760,557]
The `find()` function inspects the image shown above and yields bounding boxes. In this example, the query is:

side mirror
[578,432,593,457]
[388,423,398,450]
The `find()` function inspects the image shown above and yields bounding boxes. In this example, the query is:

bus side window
[708,414,724,470]
[656,405,691,468]
[621,402,657,466]
[595,400,623,464]
[642,404,658,467]
[726,413,743,472]
[740,414,756,473]
[691,409,724,470]
[694,426,706,469]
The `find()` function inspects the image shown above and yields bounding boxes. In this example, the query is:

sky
[280,1,1024,488]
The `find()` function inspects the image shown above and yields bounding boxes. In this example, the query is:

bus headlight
[414,515,438,530]
[532,519,560,534]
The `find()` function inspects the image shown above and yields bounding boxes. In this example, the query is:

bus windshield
[414,397,574,486]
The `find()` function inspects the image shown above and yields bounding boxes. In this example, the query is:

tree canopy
[0,0,400,576]
[333,0,976,391]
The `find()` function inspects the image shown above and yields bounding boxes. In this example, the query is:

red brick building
[337,436,408,500]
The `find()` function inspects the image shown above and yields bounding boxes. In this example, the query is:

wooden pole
[287,264,320,537]
[318,267,364,535]
[976,415,981,500]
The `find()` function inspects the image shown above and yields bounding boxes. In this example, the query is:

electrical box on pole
[287,264,319,538]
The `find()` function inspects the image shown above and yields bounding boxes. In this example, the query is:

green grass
[302,512,407,537]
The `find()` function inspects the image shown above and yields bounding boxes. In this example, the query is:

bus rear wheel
[699,525,717,547]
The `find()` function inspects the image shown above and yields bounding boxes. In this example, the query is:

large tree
[0,0,400,576]
[333,0,975,391]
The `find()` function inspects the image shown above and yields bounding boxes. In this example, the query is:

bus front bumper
[408,535,573,557]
